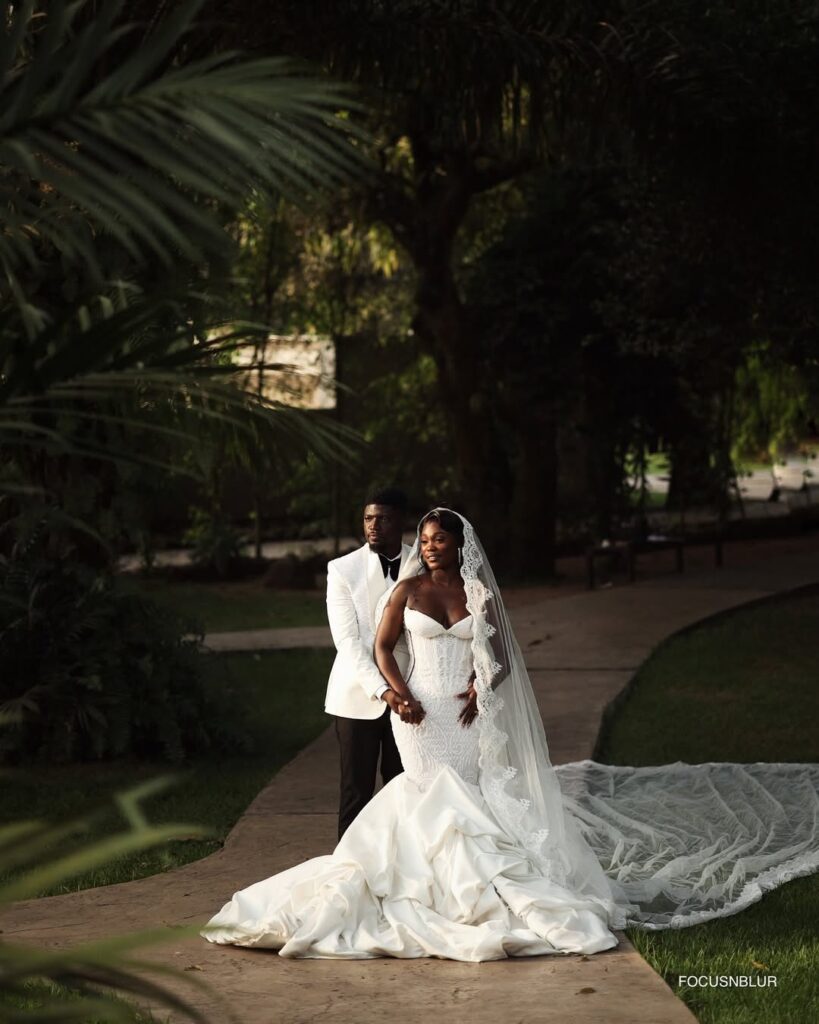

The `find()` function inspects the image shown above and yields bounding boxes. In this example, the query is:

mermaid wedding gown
[202,607,622,959]
[202,510,819,962]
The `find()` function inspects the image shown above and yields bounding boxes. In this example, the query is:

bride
[202,508,819,961]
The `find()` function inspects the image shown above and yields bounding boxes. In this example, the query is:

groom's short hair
[364,486,409,512]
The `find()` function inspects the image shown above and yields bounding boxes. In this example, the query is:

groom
[324,487,413,838]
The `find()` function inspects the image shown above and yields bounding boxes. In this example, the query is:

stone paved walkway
[5,535,819,1024]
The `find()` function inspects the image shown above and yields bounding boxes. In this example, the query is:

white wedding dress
[202,511,819,962]
[202,607,622,959]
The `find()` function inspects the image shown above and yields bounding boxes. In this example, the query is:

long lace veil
[377,508,819,931]
[378,508,637,928]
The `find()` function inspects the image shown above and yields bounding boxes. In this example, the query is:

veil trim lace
[376,508,635,927]
[375,509,819,932]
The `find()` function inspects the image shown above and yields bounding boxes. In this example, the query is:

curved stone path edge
[4,536,819,1024]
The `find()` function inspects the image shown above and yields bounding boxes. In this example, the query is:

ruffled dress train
[202,607,819,961]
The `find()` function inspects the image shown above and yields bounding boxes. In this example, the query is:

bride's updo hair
[420,508,464,546]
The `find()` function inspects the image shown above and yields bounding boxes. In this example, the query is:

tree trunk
[667,427,716,512]
[508,412,557,577]
[410,261,512,564]
[385,150,554,569]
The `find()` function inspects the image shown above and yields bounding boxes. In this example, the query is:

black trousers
[334,706,403,840]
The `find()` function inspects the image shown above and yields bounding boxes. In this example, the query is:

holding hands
[385,688,426,725]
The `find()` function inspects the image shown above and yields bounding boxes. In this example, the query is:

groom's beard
[368,540,402,558]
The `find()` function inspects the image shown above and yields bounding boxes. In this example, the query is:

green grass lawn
[597,589,819,1024]
[0,982,156,1023]
[119,576,327,632]
[0,649,334,895]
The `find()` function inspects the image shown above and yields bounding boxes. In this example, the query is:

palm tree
[0,2,370,1019]
[0,0,365,517]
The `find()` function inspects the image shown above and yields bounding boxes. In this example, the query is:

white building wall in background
[233,334,336,410]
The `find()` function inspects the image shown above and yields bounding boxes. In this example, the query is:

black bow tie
[379,553,401,581]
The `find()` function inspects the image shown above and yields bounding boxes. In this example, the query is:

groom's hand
[401,696,426,725]
[385,690,425,725]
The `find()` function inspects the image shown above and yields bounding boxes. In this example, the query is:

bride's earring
[418,553,425,567]
[458,547,463,566]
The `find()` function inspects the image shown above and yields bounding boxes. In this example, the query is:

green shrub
[0,545,245,764]
[182,505,242,578]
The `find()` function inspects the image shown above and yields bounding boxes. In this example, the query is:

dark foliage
[0,533,245,763]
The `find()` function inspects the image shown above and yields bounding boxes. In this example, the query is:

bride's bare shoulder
[385,576,421,606]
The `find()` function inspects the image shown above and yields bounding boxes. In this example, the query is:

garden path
[5,534,819,1024]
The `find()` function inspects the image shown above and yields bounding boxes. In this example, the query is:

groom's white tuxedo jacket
[324,541,412,720]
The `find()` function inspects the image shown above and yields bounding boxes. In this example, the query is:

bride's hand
[401,696,426,725]
[456,683,478,728]
[386,690,426,725]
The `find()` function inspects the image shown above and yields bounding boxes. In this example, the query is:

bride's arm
[374,580,425,724]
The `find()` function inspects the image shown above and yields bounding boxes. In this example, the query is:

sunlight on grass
[599,590,819,1024]
[628,874,818,1024]
[599,593,819,765]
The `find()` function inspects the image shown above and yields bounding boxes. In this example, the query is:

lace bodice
[405,607,474,686]
[390,608,480,788]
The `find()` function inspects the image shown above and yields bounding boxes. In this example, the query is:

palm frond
[0,0,371,313]
[0,273,361,499]
[0,779,223,1022]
